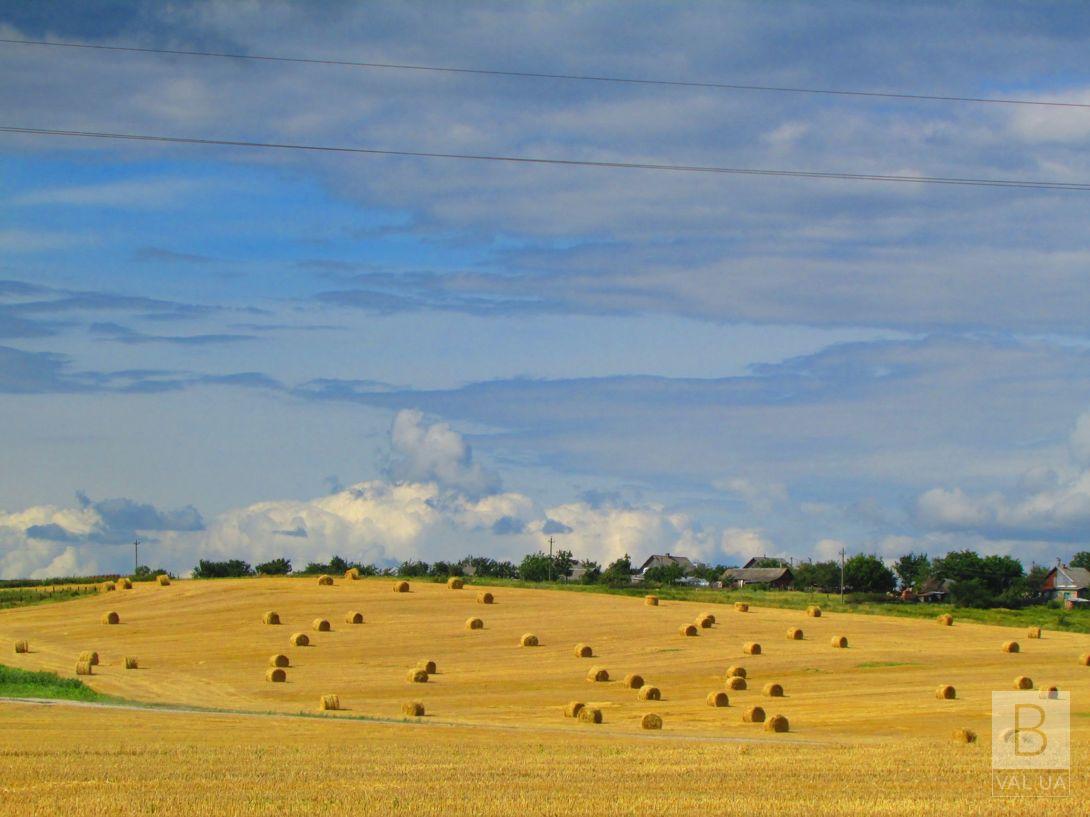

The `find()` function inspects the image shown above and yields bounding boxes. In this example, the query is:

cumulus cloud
[1,412,717,577]
[914,410,1090,543]
[387,409,499,496]
[720,528,779,561]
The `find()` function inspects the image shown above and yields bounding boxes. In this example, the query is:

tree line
[190,548,1090,609]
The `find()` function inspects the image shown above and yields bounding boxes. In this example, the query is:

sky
[3,1,1090,578]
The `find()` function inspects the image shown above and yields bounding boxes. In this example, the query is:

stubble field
[0,577,1085,815]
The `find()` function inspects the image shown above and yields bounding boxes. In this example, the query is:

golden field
[1,577,1087,814]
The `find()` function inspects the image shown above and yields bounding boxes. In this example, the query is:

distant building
[1041,564,1090,603]
[720,566,793,590]
[740,556,791,569]
[638,553,698,575]
[916,577,953,603]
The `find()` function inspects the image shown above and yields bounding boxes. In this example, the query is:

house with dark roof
[638,553,698,575]
[720,566,793,589]
[1041,564,1090,603]
[917,577,953,603]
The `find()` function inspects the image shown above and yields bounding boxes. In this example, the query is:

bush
[192,559,254,579]
[255,558,292,575]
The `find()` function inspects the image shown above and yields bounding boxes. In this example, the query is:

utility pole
[134,538,140,575]
[548,536,554,582]
[839,547,846,600]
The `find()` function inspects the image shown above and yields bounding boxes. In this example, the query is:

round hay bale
[786,627,803,640]
[935,684,956,700]
[289,632,310,647]
[317,575,334,586]
[402,701,425,717]
[156,574,171,586]
[764,714,789,733]
[565,701,586,718]
[269,654,290,668]
[830,635,848,649]
[1002,640,1020,653]
[742,705,766,723]
[734,602,749,612]
[78,651,99,666]
[1042,686,1060,699]
[637,684,661,701]
[707,691,729,707]
[393,580,410,593]
[644,595,659,606]
[763,682,784,697]
[726,665,747,679]
[696,615,714,629]
[679,624,698,637]
[345,611,364,624]
[476,591,493,604]
[622,673,645,689]
[345,567,360,580]
[465,617,484,630]
[1027,626,1042,639]
[262,611,280,625]
[1079,653,1090,666]
[124,657,138,670]
[806,605,822,617]
[573,643,593,658]
[640,713,663,730]
[937,613,953,626]
[743,642,761,655]
[101,611,120,625]
[75,659,93,676]
[700,612,716,624]
[407,668,429,683]
[319,694,340,711]
[587,666,609,682]
[727,676,747,691]
[520,633,539,647]
[417,660,437,674]
[446,576,464,589]
[14,640,28,654]
[952,728,977,743]
[578,706,602,724]
[100,581,115,592]
[117,577,132,590]
[312,618,331,632]
[1013,675,1033,690]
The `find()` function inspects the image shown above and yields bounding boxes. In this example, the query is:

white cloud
[714,477,789,515]
[720,527,778,561]
[914,409,1090,542]
[388,409,499,496]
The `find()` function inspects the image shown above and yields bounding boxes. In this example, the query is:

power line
[2,37,1087,111]
[3,125,1088,191]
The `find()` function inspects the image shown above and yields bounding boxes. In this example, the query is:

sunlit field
[1,578,1086,814]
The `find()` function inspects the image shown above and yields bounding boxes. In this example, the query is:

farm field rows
[1,577,1087,813]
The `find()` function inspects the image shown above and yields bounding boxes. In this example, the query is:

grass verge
[0,663,114,702]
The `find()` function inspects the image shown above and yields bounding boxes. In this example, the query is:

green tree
[601,554,633,587]
[553,549,576,578]
[1026,564,1049,594]
[255,558,292,575]
[643,563,685,585]
[893,552,930,590]
[579,559,601,584]
[192,559,254,579]
[793,560,840,592]
[397,559,430,577]
[843,554,896,594]
[1070,551,1090,570]
[518,552,553,582]
[949,578,995,608]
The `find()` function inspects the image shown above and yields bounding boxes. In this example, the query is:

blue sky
[3,1,1090,577]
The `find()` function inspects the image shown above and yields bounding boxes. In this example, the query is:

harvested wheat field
[1,577,1088,814]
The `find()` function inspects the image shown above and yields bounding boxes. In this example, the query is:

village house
[1041,563,1090,604]
[719,566,794,590]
